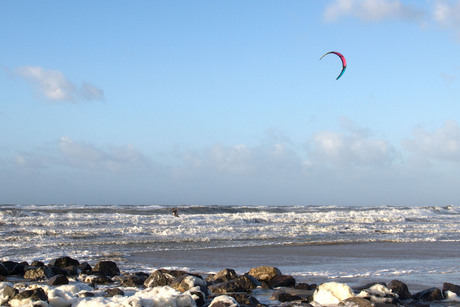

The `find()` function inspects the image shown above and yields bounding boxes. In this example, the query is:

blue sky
[2,0,460,206]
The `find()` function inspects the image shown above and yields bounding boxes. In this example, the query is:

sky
[1,0,460,206]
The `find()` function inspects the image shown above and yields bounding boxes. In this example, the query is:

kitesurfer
[172,208,179,217]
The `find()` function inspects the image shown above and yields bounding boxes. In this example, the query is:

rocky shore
[1,256,459,306]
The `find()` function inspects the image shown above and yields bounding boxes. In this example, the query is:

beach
[129,241,460,292]
[1,204,460,305]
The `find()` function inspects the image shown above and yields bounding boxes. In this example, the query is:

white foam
[313,282,354,305]
[208,295,238,307]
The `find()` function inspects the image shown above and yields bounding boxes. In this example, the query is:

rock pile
[0,257,459,306]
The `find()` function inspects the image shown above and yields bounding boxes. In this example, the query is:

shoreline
[1,251,460,306]
[128,241,460,292]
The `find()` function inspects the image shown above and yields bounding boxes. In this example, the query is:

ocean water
[1,204,459,291]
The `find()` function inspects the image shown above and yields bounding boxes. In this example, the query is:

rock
[84,274,112,285]
[247,266,282,283]
[47,274,69,286]
[295,283,314,290]
[209,295,240,307]
[104,287,125,297]
[49,256,80,268]
[121,273,147,287]
[412,288,444,301]
[24,266,54,280]
[354,282,387,292]
[0,275,6,281]
[1,285,19,302]
[144,270,174,288]
[190,290,206,307]
[31,260,45,267]
[212,268,238,283]
[12,288,48,303]
[209,275,260,294]
[160,268,194,279]
[79,262,92,273]
[443,282,460,296]
[341,297,373,307]
[228,293,262,306]
[0,263,7,276]
[268,275,296,288]
[387,280,411,300]
[93,260,120,277]
[274,292,302,302]
[402,299,430,306]
[62,265,79,276]
[1,261,25,275]
[271,289,314,302]
[172,274,208,295]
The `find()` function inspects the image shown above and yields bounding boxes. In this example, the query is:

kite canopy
[320,51,347,80]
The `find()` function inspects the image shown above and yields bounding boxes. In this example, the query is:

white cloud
[434,0,460,40]
[15,66,104,102]
[15,137,151,173]
[58,137,150,172]
[176,132,303,179]
[402,120,460,163]
[324,0,424,23]
[308,119,396,167]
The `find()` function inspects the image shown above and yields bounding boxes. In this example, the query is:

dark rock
[387,280,411,300]
[212,269,238,283]
[24,266,54,280]
[48,265,67,277]
[121,274,147,287]
[295,283,313,290]
[62,265,79,276]
[79,292,95,297]
[271,289,314,302]
[412,288,444,301]
[49,256,80,269]
[247,266,282,283]
[104,288,124,297]
[47,274,69,286]
[87,274,112,285]
[402,299,430,306]
[443,282,460,296]
[209,275,260,294]
[341,297,373,307]
[2,285,19,302]
[172,274,207,294]
[228,293,263,306]
[159,269,192,279]
[269,275,296,288]
[13,288,48,303]
[354,282,387,292]
[144,270,174,288]
[93,260,120,277]
[190,290,206,306]
[31,261,45,267]
[0,263,8,276]
[79,262,92,273]
[2,261,25,275]
[276,292,302,302]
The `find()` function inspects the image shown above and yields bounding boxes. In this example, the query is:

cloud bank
[324,0,460,40]
[323,0,424,23]
[14,66,104,102]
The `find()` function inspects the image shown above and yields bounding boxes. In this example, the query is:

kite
[320,51,347,80]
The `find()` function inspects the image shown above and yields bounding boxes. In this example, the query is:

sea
[1,204,460,295]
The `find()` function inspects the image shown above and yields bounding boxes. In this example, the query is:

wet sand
[129,241,460,292]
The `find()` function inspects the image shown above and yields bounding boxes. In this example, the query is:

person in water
[172,208,179,217]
